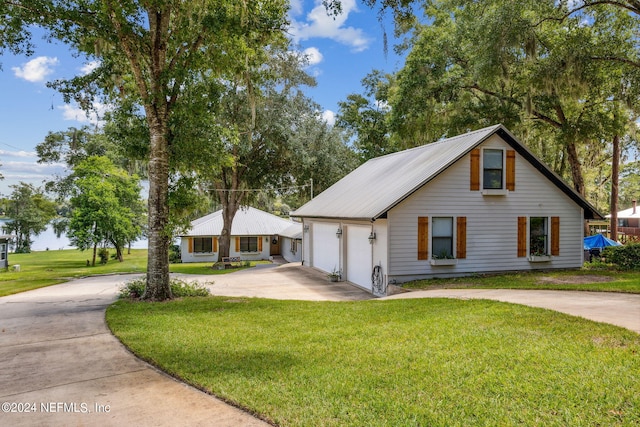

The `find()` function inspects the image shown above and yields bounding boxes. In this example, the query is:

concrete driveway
[182,262,372,301]
[383,288,640,334]
[0,274,270,427]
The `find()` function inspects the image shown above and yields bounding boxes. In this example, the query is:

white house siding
[180,236,271,263]
[282,237,302,263]
[387,134,584,282]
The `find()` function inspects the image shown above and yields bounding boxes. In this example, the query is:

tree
[364,0,639,200]
[2,0,289,300]
[194,48,327,261]
[336,71,395,162]
[3,183,57,253]
[67,156,144,265]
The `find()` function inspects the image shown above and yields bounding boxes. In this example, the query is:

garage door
[312,222,340,274]
[346,225,372,291]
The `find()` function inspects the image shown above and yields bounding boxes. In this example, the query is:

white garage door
[346,225,372,291]
[312,222,340,274]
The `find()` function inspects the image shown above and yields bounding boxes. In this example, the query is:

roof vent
[633,200,637,215]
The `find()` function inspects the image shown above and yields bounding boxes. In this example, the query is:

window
[432,217,453,259]
[240,237,259,252]
[518,216,560,258]
[193,237,213,253]
[0,243,5,261]
[529,217,548,256]
[483,149,503,189]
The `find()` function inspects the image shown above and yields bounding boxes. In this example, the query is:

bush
[169,244,182,264]
[118,277,211,299]
[98,248,109,264]
[602,243,640,270]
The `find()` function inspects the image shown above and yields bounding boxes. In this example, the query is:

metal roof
[182,206,300,237]
[292,124,602,220]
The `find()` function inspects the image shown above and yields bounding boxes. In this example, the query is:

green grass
[0,249,148,297]
[107,297,640,426]
[403,268,640,293]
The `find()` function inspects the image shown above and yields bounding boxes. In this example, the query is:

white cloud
[59,101,110,126]
[321,109,336,126]
[80,60,100,75]
[303,47,323,66]
[0,150,37,158]
[290,0,372,52]
[12,56,59,83]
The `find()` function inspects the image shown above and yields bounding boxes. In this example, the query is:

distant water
[0,220,148,251]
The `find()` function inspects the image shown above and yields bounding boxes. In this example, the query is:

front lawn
[0,249,148,297]
[403,269,640,293]
[107,297,640,426]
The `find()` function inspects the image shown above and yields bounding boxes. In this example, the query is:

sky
[0,0,406,198]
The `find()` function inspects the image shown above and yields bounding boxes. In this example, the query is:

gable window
[240,236,259,252]
[483,149,503,189]
[193,237,213,253]
[471,148,515,192]
[432,217,453,259]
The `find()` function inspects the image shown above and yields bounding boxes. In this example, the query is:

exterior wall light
[336,227,342,237]
[368,232,376,244]
[303,224,310,232]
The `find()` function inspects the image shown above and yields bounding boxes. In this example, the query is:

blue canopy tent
[583,234,622,250]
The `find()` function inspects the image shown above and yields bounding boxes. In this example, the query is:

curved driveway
[1,264,638,426]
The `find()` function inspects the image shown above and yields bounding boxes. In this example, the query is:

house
[606,200,640,243]
[292,124,602,296]
[0,235,9,269]
[180,207,302,263]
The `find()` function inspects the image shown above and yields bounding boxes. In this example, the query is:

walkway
[383,288,640,334]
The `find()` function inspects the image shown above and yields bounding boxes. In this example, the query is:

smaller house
[0,235,9,269]
[607,200,640,243]
[180,207,302,263]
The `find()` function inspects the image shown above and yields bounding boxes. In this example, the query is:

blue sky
[0,0,405,197]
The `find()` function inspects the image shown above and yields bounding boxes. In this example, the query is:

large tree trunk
[142,120,172,301]
[216,164,244,261]
[610,134,620,241]
[566,141,585,196]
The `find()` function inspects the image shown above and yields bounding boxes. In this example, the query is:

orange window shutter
[551,217,560,256]
[517,217,527,257]
[188,237,193,253]
[235,237,240,252]
[470,149,480,191]
[258,237,263,251]
[213,237,218,252]
[506,150,516,191]
[456,217,467,259]
[418,217,429,260]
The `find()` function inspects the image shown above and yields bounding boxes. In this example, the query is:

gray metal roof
[292,125,502,220]
[292,124,602,220]
[182,206,300,237]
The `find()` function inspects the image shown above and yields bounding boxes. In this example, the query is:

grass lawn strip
[107,297,640,427]
[0,250,266,297]
[404,269,640,293]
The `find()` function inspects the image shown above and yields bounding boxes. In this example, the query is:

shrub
[602,243,640,270]
[118,277,212,299]
[169,244,182,264]
[98,248,109,264]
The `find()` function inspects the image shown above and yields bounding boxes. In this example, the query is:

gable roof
[606,204,640,220]
[182,206,300,237]
[292,124,602,221]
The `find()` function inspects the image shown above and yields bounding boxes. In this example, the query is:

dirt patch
[537,275,615,285]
